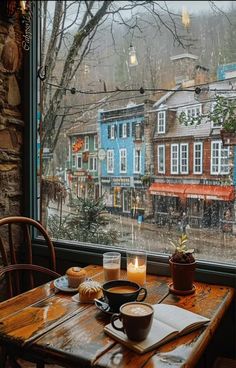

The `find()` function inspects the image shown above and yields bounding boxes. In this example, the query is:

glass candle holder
[126,250,147,286]
[103,252,121,281]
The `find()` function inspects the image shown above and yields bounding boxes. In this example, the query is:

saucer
[94,298,116,315]
[169,283,196,295]
[53,276,78,293]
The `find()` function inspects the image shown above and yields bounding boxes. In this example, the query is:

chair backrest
[0,216,60,298]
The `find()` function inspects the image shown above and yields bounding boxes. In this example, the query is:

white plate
[53,276,78,293]
[72,293,94,304]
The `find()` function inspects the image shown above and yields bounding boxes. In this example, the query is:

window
[107,150,114,173]
[77,154,83,169]
[157,145,165,173]
[34,1,236,279]
[180,144,189,174]
[122,123,127,138]
[89,157,97,171]
[94,135,98,150]
[211,102,223,128]
[134,149,141,173]
[110,125,115,139]
[171,144,179,174]
[120,149,127,173]
[193,142,203,174]
[84,136,89,151]
[157,111,166,133]
[211,141,229,175]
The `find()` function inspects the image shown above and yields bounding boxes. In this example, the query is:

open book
[104,304,210,354]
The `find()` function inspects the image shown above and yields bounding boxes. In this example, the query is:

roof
[67,120,97,136]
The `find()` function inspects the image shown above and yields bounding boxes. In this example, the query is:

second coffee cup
[102,279,147,312]
[111,302,154,341]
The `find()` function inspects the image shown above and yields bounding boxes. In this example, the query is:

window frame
[170,144,179,174]
[157,145,165,174]
[76,154,83,169]
[180,143,189,174]
[84,136,89,151]
[193,142,203,174]
[122,123,127,138]
[89,156,97,172]
[157,111,166,133]
[211,140,229,175]
[107,149,114,173]
[120,148,127,173]
[133,148,141,174]
[25,2,236,290]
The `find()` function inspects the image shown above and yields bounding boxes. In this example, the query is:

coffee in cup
[102,280,147,312]
[111,302,154,341]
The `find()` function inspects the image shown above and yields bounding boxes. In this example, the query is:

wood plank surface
[0,264,234,368]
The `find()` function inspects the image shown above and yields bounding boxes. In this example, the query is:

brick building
[149,54,236,229]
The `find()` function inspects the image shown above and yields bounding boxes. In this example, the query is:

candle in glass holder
[127,251,147,286]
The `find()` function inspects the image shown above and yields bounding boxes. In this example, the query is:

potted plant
[169,234,196,295]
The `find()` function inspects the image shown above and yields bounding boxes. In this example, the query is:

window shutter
[114,125,117,138]
[132,123,136,137]
[119,124,122,138]
[108,125,111,139]
[127,122,130,137]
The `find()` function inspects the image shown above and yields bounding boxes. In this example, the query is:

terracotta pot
[169,258,196,292]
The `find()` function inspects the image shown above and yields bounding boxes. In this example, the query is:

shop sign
[134,177,143,186]
[111,177,130,187]
[74,171,86,176]
[101,177,111,184]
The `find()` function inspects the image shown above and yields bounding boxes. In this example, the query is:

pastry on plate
[66,267,87,288]
[78,280,103,303]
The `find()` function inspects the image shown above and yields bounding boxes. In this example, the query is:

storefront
[101,176,146,216]
[149,182,235,229]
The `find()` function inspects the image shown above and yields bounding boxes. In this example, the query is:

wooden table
[0,265,234,368]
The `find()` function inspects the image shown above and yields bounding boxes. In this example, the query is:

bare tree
[39,1,190,159]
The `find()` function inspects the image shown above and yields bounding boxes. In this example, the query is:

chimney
[170,53,198,85]
[194,65,210,85]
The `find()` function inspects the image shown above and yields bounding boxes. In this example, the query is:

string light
[128,45,138,67]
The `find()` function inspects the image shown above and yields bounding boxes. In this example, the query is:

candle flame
[134,257,139,268]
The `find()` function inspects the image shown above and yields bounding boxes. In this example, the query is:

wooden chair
[0,216,61,367]
[0,216,60,298]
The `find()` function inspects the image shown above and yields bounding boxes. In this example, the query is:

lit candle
[127,256,146,286]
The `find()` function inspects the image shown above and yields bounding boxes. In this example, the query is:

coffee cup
[102,279,147,312]
[111,302,154,341]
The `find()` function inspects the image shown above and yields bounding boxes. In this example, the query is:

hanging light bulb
[128,44,138,67]
[182,7,190,29]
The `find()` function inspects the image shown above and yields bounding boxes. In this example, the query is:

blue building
[217,63,236,81]
[98,103,148,216]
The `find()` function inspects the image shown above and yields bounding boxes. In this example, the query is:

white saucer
[53,276,78,293]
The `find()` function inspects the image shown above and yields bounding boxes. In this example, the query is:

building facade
[67,120,99,200]
[98,102,153,217]
[150,55,236,230]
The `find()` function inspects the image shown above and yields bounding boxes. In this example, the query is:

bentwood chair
[0,216,61,368]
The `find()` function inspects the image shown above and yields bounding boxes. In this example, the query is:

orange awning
[185,185,235,201]
[149,183,235,201]
[149,183,186,197]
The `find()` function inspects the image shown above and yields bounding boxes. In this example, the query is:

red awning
[149,183,235,201]
[149,183,186,197]
[185,185,235,201]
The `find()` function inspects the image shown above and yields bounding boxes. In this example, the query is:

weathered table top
[0,265,234,367]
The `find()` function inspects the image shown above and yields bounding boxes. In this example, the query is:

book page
[153,304,210,333]
[104,318,178,354]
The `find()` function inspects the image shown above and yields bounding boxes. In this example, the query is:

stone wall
[0,14,24,219]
